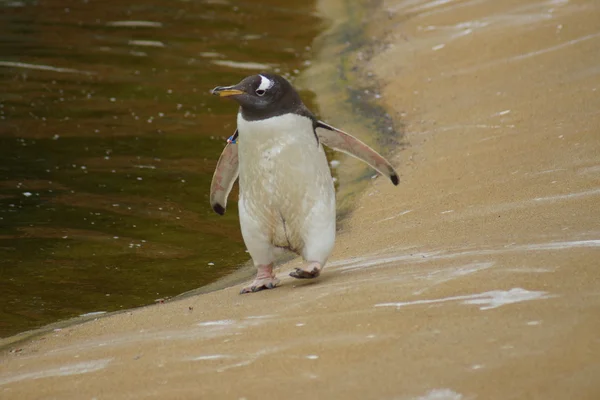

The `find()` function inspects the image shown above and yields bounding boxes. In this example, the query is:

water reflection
[0,0,321,336]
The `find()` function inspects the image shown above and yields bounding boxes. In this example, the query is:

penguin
[210,73,398,294]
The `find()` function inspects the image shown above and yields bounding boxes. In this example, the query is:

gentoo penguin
[210,73,398,294]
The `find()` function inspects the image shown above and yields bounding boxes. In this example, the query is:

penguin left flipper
[209,131,239,215]
[315,121,399,186]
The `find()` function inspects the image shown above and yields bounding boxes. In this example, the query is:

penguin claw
[239,277,280,294]
[240,286,261,294]
[289,267,321,279]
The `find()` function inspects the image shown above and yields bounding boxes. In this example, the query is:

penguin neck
[237,112,318,147]
[238,102,316,124]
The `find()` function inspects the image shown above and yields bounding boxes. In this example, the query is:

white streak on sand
[452,28,473,38]
[197,319,235,327]
[336,238,599,272]
[455,32,600,74]
[515,240,600,251]
[412,262,495,295]
[510,32,600,62]
[0,359,112,385]
[414,388,463,400]
[337,252,441,272]
[0,61,94,75]
[375,288,552,310]
[451,189,600,219]
[215,347,281,373]
[246,315,276,319]
[378,209,412,222]
[533,188,600,202]
[188,354,231,361]
[334,239,600,273]
[407,0,456,13]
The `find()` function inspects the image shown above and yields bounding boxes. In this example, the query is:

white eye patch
[257,74,274,91]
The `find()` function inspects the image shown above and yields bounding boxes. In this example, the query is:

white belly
[237,112,335,257]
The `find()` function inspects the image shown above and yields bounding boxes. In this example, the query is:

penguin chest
[237,113,335,248]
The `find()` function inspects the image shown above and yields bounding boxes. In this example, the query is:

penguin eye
[255,89,266,96]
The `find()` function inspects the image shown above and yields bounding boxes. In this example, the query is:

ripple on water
[0,61,94,75]
[211,60,273,70]
[106,21,163,28]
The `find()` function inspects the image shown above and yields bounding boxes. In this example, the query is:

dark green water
[0,0,322,337]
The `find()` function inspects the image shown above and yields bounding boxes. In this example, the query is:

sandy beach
[2,0,599,399]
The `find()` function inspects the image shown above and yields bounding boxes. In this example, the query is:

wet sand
[2,0,600,399]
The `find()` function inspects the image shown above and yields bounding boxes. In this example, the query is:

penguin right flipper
[315,121,399,186]
[209,132,239,215]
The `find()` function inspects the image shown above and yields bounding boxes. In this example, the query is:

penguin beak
[211,85,245,97]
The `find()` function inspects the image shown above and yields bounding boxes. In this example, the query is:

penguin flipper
[210,134,239,215]
[315,121,399,185]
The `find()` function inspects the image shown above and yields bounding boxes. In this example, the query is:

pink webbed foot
[240,264,280,294]
[289,262,322,279]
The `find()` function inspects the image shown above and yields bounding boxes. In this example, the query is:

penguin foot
[239,277,280,294]
[289,262,322,279]
[240,264,280,294]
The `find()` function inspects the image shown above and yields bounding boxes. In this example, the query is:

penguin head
[211,74,304,120]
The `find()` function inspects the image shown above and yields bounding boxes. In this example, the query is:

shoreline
[300,0,405,219]
[2,0,600,398]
